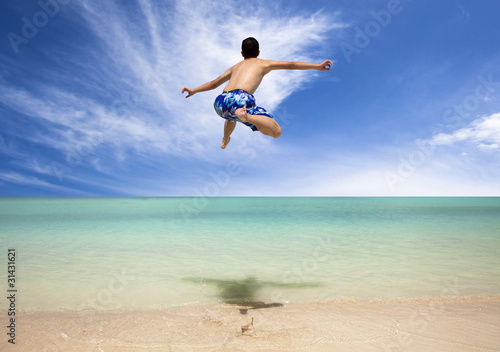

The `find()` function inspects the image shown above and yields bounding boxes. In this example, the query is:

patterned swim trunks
[213,89,274,131]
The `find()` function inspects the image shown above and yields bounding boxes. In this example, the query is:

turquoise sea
[1,197,499,311]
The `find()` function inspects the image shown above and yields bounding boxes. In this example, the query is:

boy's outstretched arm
[182,68,232,98]
[265,59,333,73]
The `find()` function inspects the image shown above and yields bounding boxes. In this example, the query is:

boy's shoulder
[233,58,271,69]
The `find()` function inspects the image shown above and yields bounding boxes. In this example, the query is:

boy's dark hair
[242,37,259,59]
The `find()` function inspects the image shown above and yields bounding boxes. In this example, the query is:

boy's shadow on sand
[183,275,322,315]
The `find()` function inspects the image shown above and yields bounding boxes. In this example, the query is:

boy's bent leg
[221,120,236,149]
[235,107,282,138]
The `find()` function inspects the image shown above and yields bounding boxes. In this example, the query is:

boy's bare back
[222,58,272,94]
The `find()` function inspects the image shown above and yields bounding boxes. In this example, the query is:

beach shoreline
[3,296,499,351]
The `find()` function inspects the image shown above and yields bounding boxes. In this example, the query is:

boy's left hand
[182,87,195,98]
[318,60,333,71]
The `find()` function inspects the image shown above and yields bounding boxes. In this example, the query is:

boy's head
[241,37,260,59]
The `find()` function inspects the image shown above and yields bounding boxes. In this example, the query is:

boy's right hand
[182,87,195,98]
[318,60,333,71]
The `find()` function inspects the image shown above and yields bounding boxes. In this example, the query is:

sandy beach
[4,297,500,352]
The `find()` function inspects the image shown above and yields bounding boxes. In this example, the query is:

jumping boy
[182,37,332,149]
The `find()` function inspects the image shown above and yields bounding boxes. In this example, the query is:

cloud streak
[0,171,90,195]
[431,113,500,151]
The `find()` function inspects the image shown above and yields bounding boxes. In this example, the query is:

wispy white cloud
[477,143,499,151]
[368,112,500,196]
[222,149,500,196]
[9,159,55,176]
[244,112,500,197]
[430,113,500,151]
[0,171,90,195]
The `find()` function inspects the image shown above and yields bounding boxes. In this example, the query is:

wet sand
[4,297,500,351]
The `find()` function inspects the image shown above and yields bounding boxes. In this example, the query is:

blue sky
[1,0,500,196]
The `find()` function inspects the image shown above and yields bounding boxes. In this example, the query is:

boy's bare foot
[221,136,231,149]
[235,107,248,122]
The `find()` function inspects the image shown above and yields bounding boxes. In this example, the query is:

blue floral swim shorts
[213,89,274,131]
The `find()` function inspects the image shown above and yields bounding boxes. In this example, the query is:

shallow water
[1,197,499,311]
